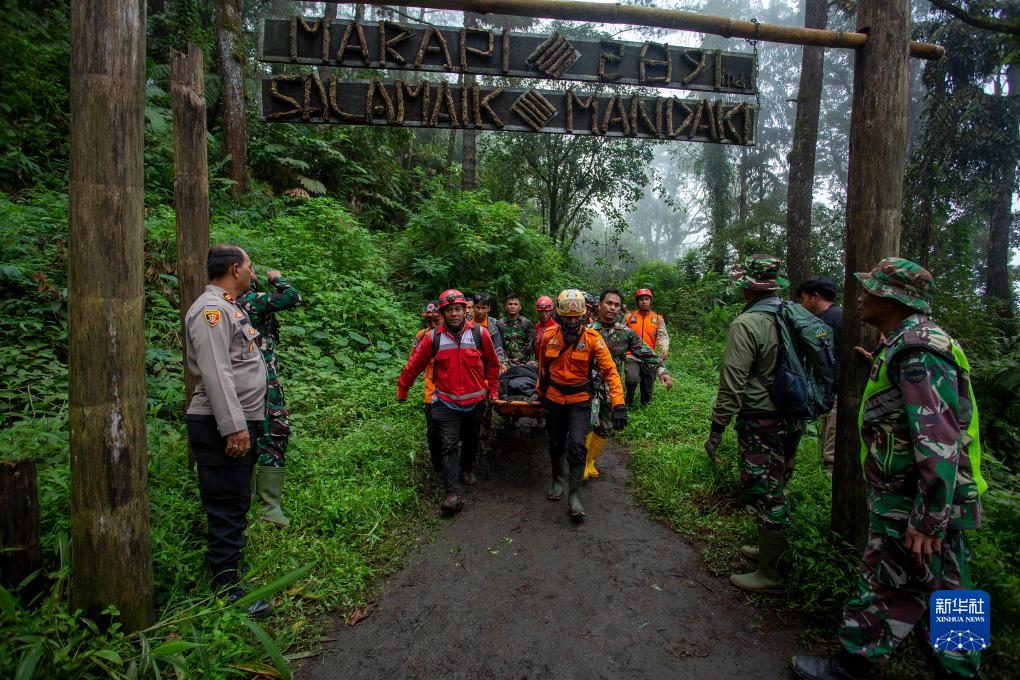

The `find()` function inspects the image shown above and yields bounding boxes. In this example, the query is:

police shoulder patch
[203,308,221,327]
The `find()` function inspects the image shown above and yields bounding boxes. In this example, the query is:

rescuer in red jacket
[397,289,500,513]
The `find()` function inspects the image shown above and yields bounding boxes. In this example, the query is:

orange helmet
[635,288,653,299]
[556,289,587,318]
[437,289,467,310]
[536,295,554,311]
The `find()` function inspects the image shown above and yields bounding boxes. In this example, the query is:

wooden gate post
[171,43,211,467]
[832,0,911,550]
[68,0,154,630]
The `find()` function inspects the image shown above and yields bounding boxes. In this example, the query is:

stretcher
[492,398,543,419]
[495,363,541,419]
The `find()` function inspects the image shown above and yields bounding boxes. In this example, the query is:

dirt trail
[301,421,804,680]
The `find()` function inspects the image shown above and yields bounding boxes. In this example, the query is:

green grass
[621,337,1019,679]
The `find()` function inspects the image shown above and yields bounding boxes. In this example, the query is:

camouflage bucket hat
[730,254,789,291]
[854,257,932,313]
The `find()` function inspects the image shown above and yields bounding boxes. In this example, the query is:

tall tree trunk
[986,63,1019,311]
[704,144,731,274]
[356,3,366,22]
[69,0,154,632]
[785,0,828,288]
[217,0,247,196]
[832,0,910,551]
[171,43,211,455]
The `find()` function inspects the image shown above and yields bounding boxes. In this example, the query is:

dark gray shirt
[818,304,843,366]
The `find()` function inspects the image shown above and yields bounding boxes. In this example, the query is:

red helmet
[635,288,653,299]
[536,295,554,311]
[437,289,467,310]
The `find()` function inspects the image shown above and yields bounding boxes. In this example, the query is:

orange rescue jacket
[626,310,663,353]
[536,326,624,407]
[412,328,436,404]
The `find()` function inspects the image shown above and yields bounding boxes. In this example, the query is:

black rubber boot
[227,588,272,618]
[568,463,585,520]
[547,452,565,500]
[791,652,873,680]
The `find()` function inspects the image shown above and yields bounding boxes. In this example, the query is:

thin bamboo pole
[340,0,943,60]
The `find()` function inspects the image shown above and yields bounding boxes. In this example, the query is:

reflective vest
[859,334,987,495]
[537,326,624,407]
[397,322,497,407]
[626,311,662,353]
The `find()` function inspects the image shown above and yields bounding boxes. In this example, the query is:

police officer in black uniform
[184,244,271,617]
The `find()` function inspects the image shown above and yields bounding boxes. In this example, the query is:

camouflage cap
[854,257,932,313]
[730,254,788,291]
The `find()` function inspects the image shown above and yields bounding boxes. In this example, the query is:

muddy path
[300,420,805,680]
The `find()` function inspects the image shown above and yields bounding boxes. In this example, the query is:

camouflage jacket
[497,315,535,365]
[860,314,982,538]
[589,318,666,380]
[237,275,302,378]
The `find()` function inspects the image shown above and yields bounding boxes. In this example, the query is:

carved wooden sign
[258,17,757,95]
[259,74,757,145]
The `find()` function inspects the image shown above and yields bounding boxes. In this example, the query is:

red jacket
[397,321,500,406]
[534,317,559,357]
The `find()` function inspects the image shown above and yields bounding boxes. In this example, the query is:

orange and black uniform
[625,310,666,406]
[537,326,624,466]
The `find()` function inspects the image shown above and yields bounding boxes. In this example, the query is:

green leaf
[347,331,370,345]
[297,176,327,195]
[241,618,292,680]
[232,561,316,610]
[92,649,124,665]
[0,583,17,618]
[15,641,42,680]
[151,641,204,657]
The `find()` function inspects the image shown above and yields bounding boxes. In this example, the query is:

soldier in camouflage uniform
[238,269,302,527]
[586,288,672,479]
[704,254,804,594]
[792,258,986,680]
[496,293,535,365]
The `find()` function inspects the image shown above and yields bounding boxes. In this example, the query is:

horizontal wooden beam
[340,0,944,60]
[260,74,757,145]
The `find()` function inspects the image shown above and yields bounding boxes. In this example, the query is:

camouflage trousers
[839,519,979,677]
[256,377,290,467]
[590,384,612,436]
[735,417,802,530]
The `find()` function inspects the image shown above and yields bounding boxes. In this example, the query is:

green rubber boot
[740,541,759,561]
[730,528,786,593]
[547,452,565,500]
[567,463,586,521]
[255,465,290,528]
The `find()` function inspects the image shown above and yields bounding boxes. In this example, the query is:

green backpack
[748,299,838,419]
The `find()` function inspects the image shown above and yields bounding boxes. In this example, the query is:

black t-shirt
[818,305,843,366]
